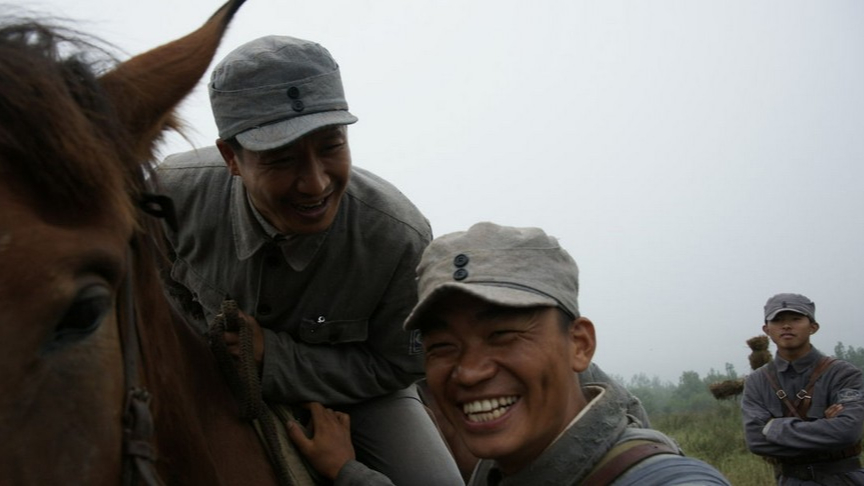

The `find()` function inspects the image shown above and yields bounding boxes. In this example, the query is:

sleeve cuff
[761,418,774,436]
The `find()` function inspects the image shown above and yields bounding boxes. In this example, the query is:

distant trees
[626,365,738,416]
[626,340,862,416]
[834,342,864,370]
[624,373,676,415]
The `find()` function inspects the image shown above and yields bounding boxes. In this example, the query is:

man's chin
[279,210,338,235]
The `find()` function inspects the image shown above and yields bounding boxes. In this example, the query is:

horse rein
[117,194,178,486]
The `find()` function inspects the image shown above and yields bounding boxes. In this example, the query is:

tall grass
[651,400,775,485]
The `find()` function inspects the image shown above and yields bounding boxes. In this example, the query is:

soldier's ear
[569,317,596,373]
[809,321,819,335]
[216,139,242,176]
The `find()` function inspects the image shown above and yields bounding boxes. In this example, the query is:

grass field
[650,400,864,485]
[652,400,776,485]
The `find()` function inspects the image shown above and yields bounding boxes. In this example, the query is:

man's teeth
[296,200,325,210]
[463,396,518,423]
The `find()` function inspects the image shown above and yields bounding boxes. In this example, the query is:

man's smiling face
[421,291,594,475]
[220,125,351,235]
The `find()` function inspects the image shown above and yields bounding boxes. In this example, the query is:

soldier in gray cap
[156,36,461,484]
[286,222,730,485]
[742,293,864,485]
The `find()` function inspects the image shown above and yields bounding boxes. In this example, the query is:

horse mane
[0,16,184,347]
[0,15,177,358]
[0,19,145,229]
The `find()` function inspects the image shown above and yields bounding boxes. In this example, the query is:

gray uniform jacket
[330,384,728,486]
[467,384,730,486]
[741,347,864,484]
[157,147,430,405]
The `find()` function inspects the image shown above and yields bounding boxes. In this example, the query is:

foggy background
[13,0,864,382]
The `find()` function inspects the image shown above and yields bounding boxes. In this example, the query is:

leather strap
[582,440,680,486]
[120,248,164,486]
[797,357,835,417]
[763,356,836,419]
[769,443,863,466]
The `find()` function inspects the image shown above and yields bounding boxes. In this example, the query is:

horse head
[0,1,285,484]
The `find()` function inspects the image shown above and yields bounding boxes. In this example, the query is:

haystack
[747,335,772,370]
[709,379,744,400]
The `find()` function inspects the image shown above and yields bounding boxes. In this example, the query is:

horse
[0,1,308,483]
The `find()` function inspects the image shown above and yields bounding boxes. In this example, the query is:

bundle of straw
[747,335,772,370]
[709,379,744,400]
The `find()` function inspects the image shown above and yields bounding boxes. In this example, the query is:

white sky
[14,0,864,383]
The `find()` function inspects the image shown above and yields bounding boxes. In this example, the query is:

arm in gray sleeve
[743,364,864,456]
[334,460,395,486]
[260,242,425,405]
[761,364,864,450]
[742,371,792,456]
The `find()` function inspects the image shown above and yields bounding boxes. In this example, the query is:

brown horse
[0,1,299,484]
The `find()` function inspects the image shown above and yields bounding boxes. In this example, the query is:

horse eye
[43,285,113,353]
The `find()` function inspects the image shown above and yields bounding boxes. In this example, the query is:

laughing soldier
[157,35,462,484]
[287,222,730,485]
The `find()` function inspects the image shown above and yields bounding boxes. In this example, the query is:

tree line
[619,341,864,417]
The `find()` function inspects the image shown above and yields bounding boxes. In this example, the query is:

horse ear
[98,0,247,162]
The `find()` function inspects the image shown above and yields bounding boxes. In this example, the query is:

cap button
[453,268,468,281]
[291,100,305,112]
[453,254,469,267]
[286,86,300,99]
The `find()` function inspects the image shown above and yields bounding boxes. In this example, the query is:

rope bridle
[118,246,162,486]
[116,194,175,486]
[120,193,313,486]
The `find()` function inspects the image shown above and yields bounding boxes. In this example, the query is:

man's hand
[825,403,844,418]
[223,309,265,367]
[284,402,355,481]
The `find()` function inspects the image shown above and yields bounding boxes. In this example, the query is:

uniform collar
[230,176,328,272]
[774,347,823,374]
[487,384,628,484]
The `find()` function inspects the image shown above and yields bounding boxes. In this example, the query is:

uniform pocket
[298,317,369,344]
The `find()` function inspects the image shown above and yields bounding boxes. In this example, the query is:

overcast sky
[14,0,864,383]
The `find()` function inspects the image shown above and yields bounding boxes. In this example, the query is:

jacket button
[453,268,468,281]
[287,86,300,99]
[292,100,305,112]
[453,254,469,267]
[264,254,281,268]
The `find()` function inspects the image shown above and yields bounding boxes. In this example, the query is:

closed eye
[423,334,458,357]
[262,156,297,167]
[42,284,113,354]
[489,329,521,341]
[321,141,346,152]
[424,341,453,353]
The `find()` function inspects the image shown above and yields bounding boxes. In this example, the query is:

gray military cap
[209,35,358,151]
[404,222,580,331]
[764,293,816,322]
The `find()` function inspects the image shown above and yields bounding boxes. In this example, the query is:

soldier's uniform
[743,347,864,485]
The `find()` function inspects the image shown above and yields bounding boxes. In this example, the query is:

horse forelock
[0,20,139,227]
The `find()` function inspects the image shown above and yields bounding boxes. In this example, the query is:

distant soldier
[742,293,864,485]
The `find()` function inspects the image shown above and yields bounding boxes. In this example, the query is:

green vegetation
[651,401,774,485]
[834,342,864,370]
[621,341,864,484]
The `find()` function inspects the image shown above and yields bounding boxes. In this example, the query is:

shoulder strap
[795,356,836,417]
[581,440,679,486]
[761,357,837,419]
[763,361,803,418]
